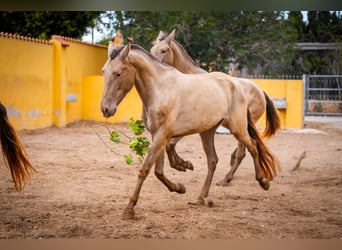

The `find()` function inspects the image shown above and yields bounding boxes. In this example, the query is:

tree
[288,11,306,41]
[290,11,342,75]
[107,11,295,76]
[214,11,295,76]
[0,11,102,40]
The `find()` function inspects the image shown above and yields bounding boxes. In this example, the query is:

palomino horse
[106,33,196,173]
[0,102,36,191]
[150,30,281,186]
[100,43,280,219]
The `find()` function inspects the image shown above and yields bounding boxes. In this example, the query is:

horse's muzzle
[101,105,117,118]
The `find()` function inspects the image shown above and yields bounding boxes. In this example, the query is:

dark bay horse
[150,30,281,186]
[100,44,280,219]
[0,102,36,191]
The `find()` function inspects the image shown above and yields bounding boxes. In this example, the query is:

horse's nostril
[101,106,109,115]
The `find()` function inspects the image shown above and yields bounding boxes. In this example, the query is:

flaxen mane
[130,44,172,67]
[110,46,125,60]
[159,32,200,68]
[172,39,201,68]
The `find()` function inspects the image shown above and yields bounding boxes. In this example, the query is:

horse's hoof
[216,179,231,186]
[206,199,214,207]
[184,161,194,171]
[171,164,187,172]
[175,183,186,194]
[259,178,270,190]
[171,161,194,172]
[188,197,205,206]
[121,208,135,220]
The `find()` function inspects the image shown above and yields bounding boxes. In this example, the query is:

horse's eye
[161,50,166,54]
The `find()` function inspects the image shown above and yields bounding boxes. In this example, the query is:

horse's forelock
[110,46,125,60]
[159,32,169,41]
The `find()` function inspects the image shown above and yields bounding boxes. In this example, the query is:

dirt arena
[0,118,341,239]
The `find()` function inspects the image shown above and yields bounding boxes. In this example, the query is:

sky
[82,12,113,43]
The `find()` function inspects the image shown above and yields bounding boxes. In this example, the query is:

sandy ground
[0,118,341,239]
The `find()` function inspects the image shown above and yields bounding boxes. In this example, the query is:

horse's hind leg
[166,137,194,172]
[233,132,270,190]
[223,118,270,190]
[217,111,262,186]
[189,125,218,205]
[154,150,186,194]
[217,142,246,186]
[244,138,269,189]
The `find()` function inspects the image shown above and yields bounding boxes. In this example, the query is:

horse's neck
[171,42,206,74]
[128,50,164,106]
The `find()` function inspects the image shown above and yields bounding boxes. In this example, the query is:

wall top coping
[51,35,107,49]
[0,32,52,45]
[0,32,108,49]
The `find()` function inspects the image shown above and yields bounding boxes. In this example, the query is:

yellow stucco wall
[63,38,108,124]
[0,33,303,131]
[0,34,108,130]
[0,35,54,130]
[82,76,143,123]
[50,36,108,126]
[252,79,304,129]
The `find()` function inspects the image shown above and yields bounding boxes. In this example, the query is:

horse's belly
[172,108,225,137]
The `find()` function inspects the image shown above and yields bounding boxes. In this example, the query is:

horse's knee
[138,168,150,179]
[208,157,218,170]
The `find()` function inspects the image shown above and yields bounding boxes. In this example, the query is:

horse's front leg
[189,125,218,206]
[122,131,170,220]
[154,150,186,194]
[166,137,194,171]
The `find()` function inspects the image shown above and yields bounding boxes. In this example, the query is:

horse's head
[101,44,135,118]
[150,29,176,64]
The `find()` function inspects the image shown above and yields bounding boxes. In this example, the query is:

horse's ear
[165,29,176,45]
[108,31,124,57]
[156,30,165,40]
[121,44,130,60]
[170,29,176,39]
[108,41,115,58]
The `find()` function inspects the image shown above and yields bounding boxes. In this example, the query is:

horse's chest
[145,105,173,131]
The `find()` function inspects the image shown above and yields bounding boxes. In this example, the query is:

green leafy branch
[109,118,151,165]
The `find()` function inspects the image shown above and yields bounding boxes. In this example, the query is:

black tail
[0,102,36,191]
[263,91,281,139]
